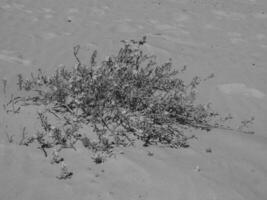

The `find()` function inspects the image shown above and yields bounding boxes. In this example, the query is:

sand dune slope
[1,0,267,199]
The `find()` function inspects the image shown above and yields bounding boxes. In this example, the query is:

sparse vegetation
[56,162,73,180]
[2,78,7,95]
[92,152,106,164]
[6,36,254,178]
[5,132,14,143]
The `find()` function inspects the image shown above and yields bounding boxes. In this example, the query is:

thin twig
[189,122,255,135]
[5,132,14,143]
[73,45,81,67]
[2,78,7,95]
[39,146,48,157]
[19,127,27,145]
[46,109,61,119]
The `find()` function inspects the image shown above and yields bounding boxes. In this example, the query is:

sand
[1,0,267,199]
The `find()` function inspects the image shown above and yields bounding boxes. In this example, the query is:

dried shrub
[9,37,254,173]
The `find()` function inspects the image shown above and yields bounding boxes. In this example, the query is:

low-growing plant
[18,127,27,145]
[51,148,64,164]
[5,132,14,143]
[7,36,254,178]
[2,78,7,95]
[92,152,106,164]
[56,162,73,180]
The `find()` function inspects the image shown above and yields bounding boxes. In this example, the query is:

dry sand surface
[1,0,267,199]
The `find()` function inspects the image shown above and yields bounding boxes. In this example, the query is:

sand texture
[1,0,267,199]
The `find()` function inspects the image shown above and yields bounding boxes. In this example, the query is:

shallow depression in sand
[218,83,265,99]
